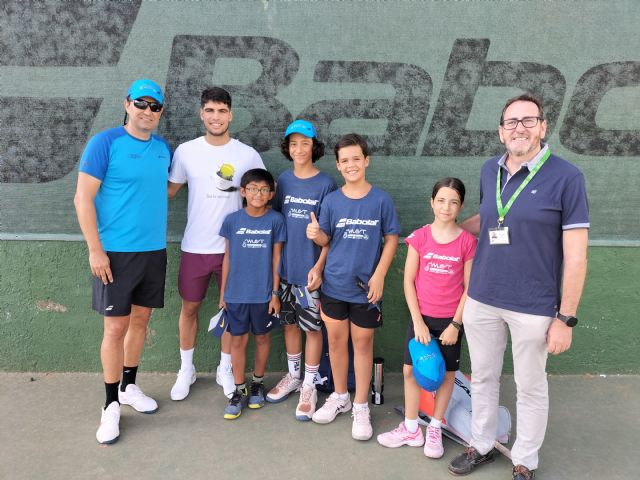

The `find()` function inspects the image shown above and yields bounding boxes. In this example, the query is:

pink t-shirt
[405,225,477,318]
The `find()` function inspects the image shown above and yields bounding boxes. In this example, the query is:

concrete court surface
[1,372,637,480]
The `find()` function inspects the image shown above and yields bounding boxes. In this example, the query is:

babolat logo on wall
[0,0,638,243]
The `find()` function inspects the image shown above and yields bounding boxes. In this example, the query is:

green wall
[1,241,637,374]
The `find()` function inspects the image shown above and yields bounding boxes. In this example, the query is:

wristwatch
[271,290,282,298]
[556,313,578,327]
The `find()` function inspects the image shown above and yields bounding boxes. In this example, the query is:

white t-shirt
[169,137,265,253]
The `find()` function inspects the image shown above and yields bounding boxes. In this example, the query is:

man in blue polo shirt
[74,79,171,445]
[448,94,589,480]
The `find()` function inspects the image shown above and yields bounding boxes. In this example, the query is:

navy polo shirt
[468,145,589,317]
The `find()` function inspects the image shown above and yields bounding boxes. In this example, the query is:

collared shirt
[468,146,589,316]
[497,143,549,181]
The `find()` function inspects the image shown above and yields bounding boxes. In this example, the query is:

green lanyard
[496,149,550,225]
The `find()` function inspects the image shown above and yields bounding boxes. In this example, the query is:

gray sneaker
[248,381,266,409]
[223,388,248,420]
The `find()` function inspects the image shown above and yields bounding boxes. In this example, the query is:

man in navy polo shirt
[448,94,589,480]
[74,79,171,445]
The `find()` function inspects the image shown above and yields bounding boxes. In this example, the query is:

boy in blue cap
[266,120,337,420]
[74,79,171,444]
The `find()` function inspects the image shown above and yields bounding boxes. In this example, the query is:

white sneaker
[295,384,317,421]
[423,425,444,458]
[266,373,302,403]
[311,392,352,424]
[118,384,158,413]
[216,364,235,399]
[352,405,373,441]
[170,366,196,401]
[96,401,120,444]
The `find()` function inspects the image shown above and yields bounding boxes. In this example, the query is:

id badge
[489,227,510,245]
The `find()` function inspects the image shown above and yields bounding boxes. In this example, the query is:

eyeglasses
[244,186,271,195]
[131,99,163,113]
[500,116,542,130]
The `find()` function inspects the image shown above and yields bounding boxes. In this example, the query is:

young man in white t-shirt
[168,87,266,400]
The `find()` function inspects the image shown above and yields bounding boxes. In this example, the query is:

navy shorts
[320,293,382,329]
[225,302,277,336]
[403,315,463,371]
[92,249,167,317]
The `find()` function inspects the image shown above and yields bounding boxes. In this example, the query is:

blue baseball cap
[284,119,317,139]
[409,338,445,392]
[127,79,164,104]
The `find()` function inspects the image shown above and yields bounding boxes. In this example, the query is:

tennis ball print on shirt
[215,163,236,191]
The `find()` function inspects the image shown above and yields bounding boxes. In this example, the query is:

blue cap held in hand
[409,338,446,392]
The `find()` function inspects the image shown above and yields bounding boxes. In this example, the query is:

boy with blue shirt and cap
[74,79,171,444]
[266,120,337,421]
[218,169,286,419]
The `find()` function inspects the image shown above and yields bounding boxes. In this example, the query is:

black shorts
[320,293,382,329]
[92,249,167,317]
[403,315,462,371]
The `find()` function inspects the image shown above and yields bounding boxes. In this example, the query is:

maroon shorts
[177,251,224,302]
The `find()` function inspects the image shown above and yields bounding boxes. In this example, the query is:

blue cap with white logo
[284,119,317,139]
[127,79,164,104]
[409,338,445,392]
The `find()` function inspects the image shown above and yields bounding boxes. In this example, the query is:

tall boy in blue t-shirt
[267,120,337,421]
[306,133,400,441]
[219,169,286,419]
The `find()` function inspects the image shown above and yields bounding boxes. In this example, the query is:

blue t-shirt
[273,170,337,286]
[220,209,287,303]
[319,187,401,303]
[468,147,590,316]
[79,126,171,252]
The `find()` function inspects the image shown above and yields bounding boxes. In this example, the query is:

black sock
[105,381,120,408]
[120,365,138,392]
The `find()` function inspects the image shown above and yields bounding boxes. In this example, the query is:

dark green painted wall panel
[1,241,637,374]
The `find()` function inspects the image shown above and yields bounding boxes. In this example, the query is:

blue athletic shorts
[225,302,276,336]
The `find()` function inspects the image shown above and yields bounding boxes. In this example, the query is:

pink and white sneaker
[377,422,425,448]
[423,425,444,458]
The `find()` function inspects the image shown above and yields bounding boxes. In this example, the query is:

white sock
[180,348,194,370]
[336,392,350,401]
[303,364,319,386]
[430,418,442,429]
[287,352,302,378]
[353,402,369,411]
[220,352,232,369]
[404,417,419,433]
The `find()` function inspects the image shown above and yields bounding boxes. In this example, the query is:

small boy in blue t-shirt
[219,169,286,420]
[306,133,400,440]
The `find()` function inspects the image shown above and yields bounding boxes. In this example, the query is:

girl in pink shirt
[377,177,476,458]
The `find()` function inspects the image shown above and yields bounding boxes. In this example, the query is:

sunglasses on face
[131,99,163,113]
